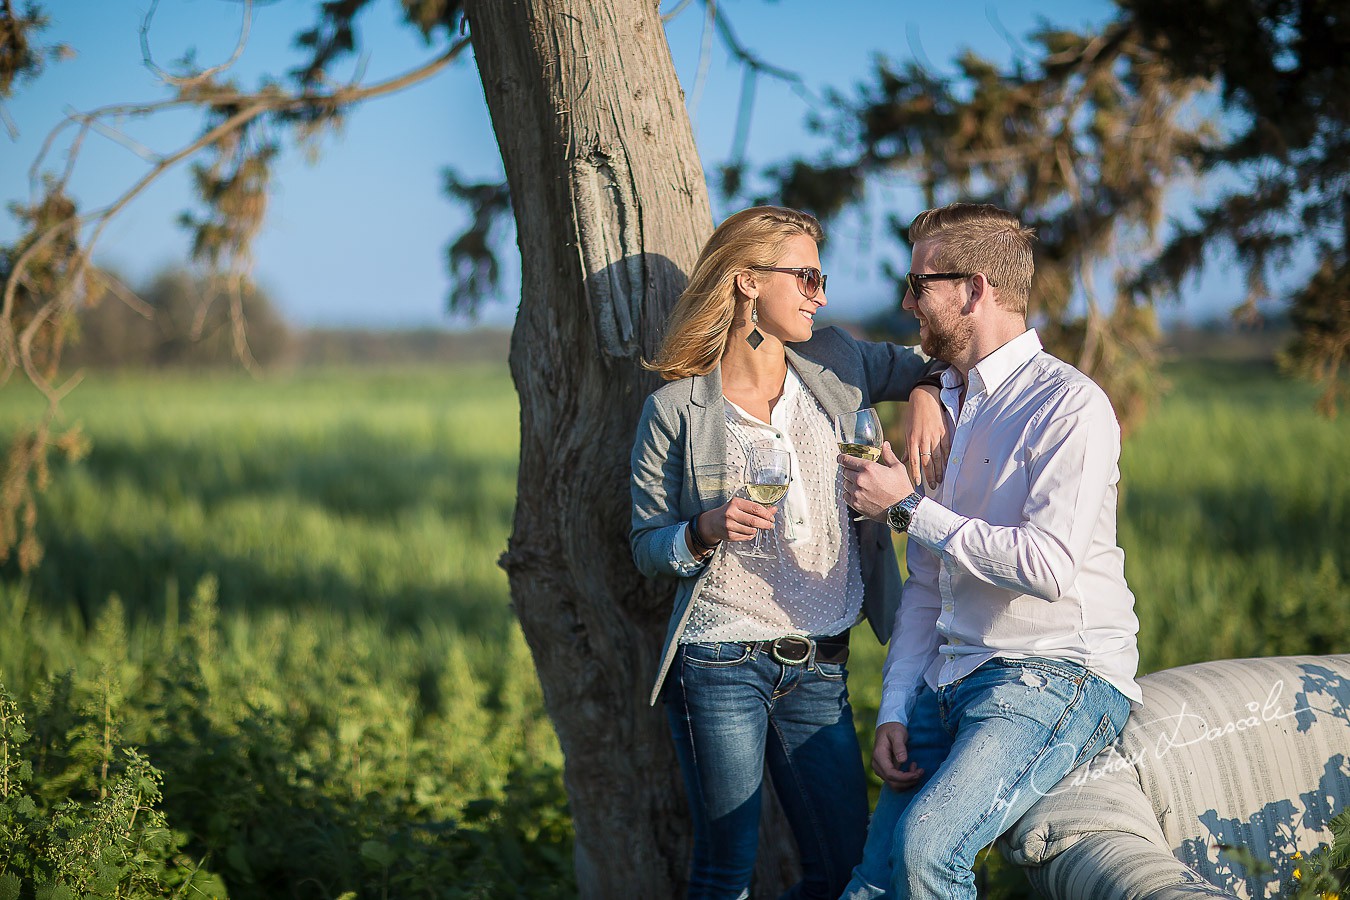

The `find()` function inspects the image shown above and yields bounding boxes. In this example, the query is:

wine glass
[836,408,883,520]
[835,408,883,462]
[742,445,791,559]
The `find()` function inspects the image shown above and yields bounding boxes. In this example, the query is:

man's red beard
[919,313,973,363]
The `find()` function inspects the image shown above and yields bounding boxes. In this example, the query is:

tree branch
[4,35,471,401]
[140,0,253,88]
[88,269,153,319]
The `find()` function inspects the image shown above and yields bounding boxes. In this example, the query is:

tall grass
[1119,359,1349,667]
[0,365,569,898]
[0,358,1344,897]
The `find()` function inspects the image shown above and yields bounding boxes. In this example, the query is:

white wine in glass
[743,446,791,559]
[837,442,881,462]
[835,408,884,520]
[836,408,884,460]
[746,482,789,504]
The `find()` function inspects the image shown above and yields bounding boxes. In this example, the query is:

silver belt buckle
[770,635,812,666]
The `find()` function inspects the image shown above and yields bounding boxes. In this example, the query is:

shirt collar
[940,328,1042,397]
[782,363,803,402]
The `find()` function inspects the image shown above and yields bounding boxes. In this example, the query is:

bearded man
[838,202,1142,900]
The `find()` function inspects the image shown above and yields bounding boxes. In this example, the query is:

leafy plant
[0,680,225,899]
[1285,808,1350,900]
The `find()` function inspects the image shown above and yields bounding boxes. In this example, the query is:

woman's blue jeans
[841,656,1132,900]
[665,641,870,900]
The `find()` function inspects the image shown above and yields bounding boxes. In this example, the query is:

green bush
[0,679,226,899]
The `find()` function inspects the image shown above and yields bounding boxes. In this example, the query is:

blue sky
[1,0,1243,329]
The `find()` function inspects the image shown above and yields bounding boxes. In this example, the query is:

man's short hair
[909,203,1036,314]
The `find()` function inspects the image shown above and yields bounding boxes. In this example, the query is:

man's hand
[840,440,917,522]
[872,722,925,791]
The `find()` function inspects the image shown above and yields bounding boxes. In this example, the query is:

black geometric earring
[746,302,764,349]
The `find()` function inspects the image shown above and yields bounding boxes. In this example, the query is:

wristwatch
[886,492,923,533]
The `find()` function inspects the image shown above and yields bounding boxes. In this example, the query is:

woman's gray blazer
[631,325,939,704]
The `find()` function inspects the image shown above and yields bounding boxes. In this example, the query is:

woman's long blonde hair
[645,206,824,381]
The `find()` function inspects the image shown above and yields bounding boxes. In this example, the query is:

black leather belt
[746,632,849,666]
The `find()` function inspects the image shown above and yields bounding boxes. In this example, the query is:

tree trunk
[464,0,798,895]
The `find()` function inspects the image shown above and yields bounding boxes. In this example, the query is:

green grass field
[0,358,1345,897]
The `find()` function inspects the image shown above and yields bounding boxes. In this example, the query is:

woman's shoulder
[641,375,699,420]
[794,325,863,362]
[647,374,694,400]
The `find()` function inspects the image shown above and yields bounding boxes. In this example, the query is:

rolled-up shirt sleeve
[669,522,711,576]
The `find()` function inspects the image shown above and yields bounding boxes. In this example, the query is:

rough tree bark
[464,0,798,895]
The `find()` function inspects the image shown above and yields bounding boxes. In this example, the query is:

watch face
[888,493,920,532]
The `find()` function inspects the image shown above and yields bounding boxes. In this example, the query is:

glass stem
[751,522,768,555]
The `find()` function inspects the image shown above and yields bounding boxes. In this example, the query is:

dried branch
[728,63,757,167]
[69,107,160,163]
[87,269,153,319]
[140,0,253,88]
[688,0,715,119]
[688,0,820,195]
[4,35,470,405]
[660,0,695,22]
[224,272,259,376]
[1056,140,1105,370]
[0,4,467,571]
[706,1,799,86]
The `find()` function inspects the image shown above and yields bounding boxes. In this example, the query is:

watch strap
[887,491,923,533]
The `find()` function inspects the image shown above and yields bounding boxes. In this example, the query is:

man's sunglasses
[750,266,827,300]
[905,271,997,297]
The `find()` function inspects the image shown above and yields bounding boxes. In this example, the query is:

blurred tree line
[4,1,1346,414]
[65,270,517,368]
[68,268,291,369]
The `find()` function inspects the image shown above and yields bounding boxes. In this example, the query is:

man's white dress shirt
[879,329,1142,728]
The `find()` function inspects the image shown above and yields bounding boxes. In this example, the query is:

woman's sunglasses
[750,266,827,300]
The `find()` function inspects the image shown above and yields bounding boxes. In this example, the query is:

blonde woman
[630,207,949,899]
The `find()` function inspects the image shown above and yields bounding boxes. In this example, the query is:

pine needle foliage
[747,21,1211,431]
[1122,0,1350,416]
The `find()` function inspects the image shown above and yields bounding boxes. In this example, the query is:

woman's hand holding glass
[694,497,779,548]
